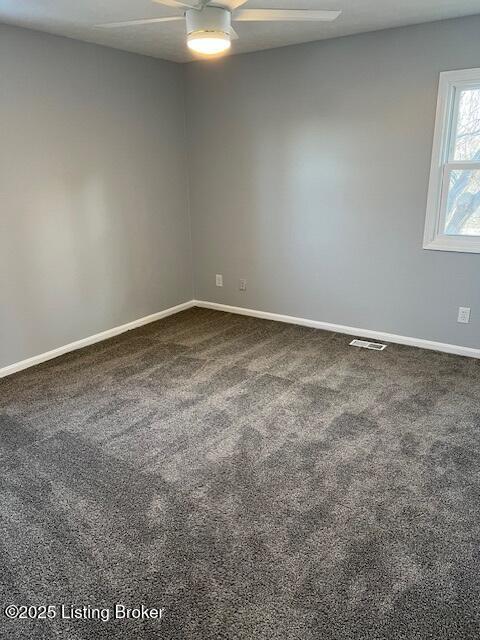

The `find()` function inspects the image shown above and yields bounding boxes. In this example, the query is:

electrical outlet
[457,307,471,324]
[239,279,247,292]
[216,274,223,287]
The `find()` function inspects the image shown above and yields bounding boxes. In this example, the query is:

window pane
[453,88,480,161]
[444,169,480,235]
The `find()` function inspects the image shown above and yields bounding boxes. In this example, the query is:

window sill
[423,236,480,253]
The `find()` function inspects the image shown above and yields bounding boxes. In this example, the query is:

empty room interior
[1,1,480,638]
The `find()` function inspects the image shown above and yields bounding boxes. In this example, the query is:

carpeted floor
[1,307,479,639]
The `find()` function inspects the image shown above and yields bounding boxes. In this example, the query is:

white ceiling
[0,0,479,63]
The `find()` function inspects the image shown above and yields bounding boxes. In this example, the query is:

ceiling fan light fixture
[187,30,231,56]
[96,2,343,59]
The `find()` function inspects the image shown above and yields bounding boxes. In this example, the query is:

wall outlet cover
[457,307,471,324]
[216,274,223,287]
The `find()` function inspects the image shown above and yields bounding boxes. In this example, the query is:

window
[424,68,480,253]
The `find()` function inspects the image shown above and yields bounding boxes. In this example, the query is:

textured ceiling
[0,0,479,63]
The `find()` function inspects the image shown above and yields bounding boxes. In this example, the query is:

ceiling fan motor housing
[186,6,231,37]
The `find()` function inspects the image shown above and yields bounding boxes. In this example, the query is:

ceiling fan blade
[152,0,201,9]
[213,0,249,9]
[229,26,239,40]
[95,16,184,29]
[233,9,341,22]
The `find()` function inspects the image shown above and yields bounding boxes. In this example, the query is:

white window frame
[423,67,480,253]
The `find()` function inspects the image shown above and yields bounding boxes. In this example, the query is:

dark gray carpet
[1,307,480,639]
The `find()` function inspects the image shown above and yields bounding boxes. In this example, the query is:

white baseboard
[194,300,480,360]
[2,298,478,379]
[0,300,196,379]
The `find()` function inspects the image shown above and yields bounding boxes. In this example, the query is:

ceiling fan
[96,0,342,57]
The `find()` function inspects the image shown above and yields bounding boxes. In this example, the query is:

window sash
[447,82,480,163]
[437,163,480,238]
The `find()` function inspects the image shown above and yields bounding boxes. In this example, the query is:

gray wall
[186,16,480,349]
[2,16,479,370]
[0,24,192,368]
